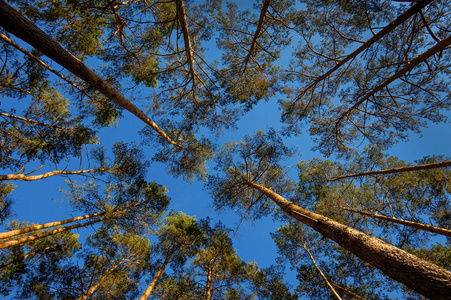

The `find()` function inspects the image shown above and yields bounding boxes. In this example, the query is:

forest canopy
[0,0,450,299]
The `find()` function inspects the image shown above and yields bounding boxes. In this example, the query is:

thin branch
[291,0,433,105]
[328,160,451,181]
[298,236,342,300]
[335,34,451,129]
[0,112,67,131]
[340,206,451,237]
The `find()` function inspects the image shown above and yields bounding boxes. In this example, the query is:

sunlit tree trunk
[205,266,214,300]
[245,181,451,300]
[0,217,104,249]
[0,168,113,181]
[0,212,105,240]
[139,249,174,300]
[0,0,183,149]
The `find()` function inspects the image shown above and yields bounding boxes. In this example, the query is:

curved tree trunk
[245,181,451,300]
[139,249,174,300]
[0,0,183,149]
[205,267,214,300]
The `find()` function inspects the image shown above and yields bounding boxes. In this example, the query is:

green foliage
[272,222,395,299]
[0,0,450,298]
[208,129,297,219]
[0,222,81,298]
[0,183,14,224]
[141,125,214,182]
[151,211,204,270]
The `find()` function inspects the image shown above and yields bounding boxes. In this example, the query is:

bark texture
[245,181,451,300]
[0,0,182,149]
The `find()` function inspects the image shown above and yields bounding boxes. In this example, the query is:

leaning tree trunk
[0,217,104,249]
[245,181,451,300]
[0,211,105,240]
[139,248,175,300]
[0,0,183,149]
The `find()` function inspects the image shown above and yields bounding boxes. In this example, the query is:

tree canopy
[0,0,450,299]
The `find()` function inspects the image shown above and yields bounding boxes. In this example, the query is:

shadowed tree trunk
[244,180,451,300]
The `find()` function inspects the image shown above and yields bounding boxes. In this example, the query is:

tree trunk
[205,267,214,300]
[0,0,183,149]
[340,207,451,237]
[0,168,113,181]
[139,249,174,300]
[245,181,451,300]
[0,211,105,240]
[0,217,104,249]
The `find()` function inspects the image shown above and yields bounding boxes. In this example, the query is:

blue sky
[1,0,451,297]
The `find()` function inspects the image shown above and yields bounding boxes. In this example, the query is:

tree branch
[328,160,451,181]
[0,0,185,149]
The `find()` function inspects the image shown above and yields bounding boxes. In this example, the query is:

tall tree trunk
[139,249,174,300]
[0,211,105,240]
[204,266,214,300]
[245,181,451,300]
[340,207,451,237]
[0,217,104,249]
[0,0,183,149]
[0,167,113,181]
